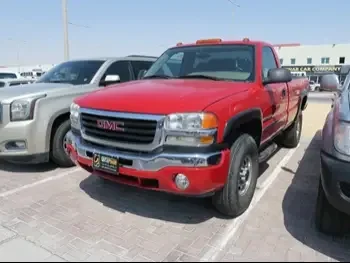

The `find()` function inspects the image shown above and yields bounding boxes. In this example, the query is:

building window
[339,57,345,64]
[307,58,312,64]
[290,58,296,65]
[279,58,283,65]
[321,57,330,64]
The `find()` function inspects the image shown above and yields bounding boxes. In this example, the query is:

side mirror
[137,70,147,80]
[101,74,120,86]
[320,74,340,92]
[263,68,292,85]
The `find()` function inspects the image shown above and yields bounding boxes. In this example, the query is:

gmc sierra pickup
[66,38,309,217]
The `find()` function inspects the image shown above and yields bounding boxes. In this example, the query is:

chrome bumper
[66,131,222,172]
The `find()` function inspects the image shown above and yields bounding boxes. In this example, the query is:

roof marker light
[196,38,222,44]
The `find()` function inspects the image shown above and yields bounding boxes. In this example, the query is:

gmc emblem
[96,119,125,132]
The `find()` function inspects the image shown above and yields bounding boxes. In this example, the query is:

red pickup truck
[66,38,309,217]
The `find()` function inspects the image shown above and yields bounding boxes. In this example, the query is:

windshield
[36,60,105,85]
[0,73,17,79]
[144,44,255,82]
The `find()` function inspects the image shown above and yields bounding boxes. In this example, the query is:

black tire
[277,112,302,148]
[50,119,75,167]
[315,179,350,236]
[212,134,259,217]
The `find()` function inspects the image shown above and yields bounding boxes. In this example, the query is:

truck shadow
[282,130,350,261]
[79,144,281,224]
[0,160,57,173]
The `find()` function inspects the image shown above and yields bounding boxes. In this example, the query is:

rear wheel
[315,179,350,236]
[277,113,302,148]
[50,119,75,167]
[212,134,259,217]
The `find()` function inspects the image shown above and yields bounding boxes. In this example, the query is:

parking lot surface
[0,100,349,262]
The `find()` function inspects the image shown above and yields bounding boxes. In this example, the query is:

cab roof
[172,38,272,49]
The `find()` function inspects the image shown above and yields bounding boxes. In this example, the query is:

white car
[0,78,34,88]
[309,80,320,91]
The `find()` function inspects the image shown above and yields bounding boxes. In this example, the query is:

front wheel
[50,119,75,167]
[315,179,350,236]
[212,134,259,217]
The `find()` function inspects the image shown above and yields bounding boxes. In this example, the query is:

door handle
[281,89,286,98]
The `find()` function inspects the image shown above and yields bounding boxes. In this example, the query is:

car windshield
[0,73,17,79]
[36,60,105,85]
[144,44,255,82]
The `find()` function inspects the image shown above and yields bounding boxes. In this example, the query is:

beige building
[274,43,350,83]
[274,43,350,66]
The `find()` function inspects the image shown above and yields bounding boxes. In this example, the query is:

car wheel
[50,119,75,167]
[212,134,259,217]
[277,112,302,148]
[315,179,350,236]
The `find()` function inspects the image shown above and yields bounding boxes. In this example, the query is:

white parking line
[201,144,300,261]
[0,167,81,198]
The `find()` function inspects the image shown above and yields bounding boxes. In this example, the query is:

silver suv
[0,55,156,167]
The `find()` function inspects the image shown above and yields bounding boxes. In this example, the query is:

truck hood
[75,79,250,115]
[0,82,74,104]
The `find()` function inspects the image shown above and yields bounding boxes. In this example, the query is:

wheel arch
[223,108,263,148]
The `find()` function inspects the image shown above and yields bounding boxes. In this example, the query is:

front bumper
[0,119,49,164]
[66,131,230,196]
[320,150,350,215]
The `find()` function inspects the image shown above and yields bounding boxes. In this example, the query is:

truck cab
[67,38,309,217]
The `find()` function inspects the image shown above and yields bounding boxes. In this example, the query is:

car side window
[102,61,132,83]
[0,82,5,88]
[262,47,278,80]
[131,61,153,78]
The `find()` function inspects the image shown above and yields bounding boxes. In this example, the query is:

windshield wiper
[143,75,172,79]
[177,74,221,81]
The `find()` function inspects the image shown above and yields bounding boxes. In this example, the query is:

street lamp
[7,38,27,73]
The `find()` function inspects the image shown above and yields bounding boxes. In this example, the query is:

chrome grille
[80,108,165,152]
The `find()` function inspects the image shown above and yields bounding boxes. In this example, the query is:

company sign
[282,65,342,73]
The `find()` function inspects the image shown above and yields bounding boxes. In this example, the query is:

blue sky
[1,0,349,66]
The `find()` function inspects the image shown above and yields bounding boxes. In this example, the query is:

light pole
[7,38,26,73]
[62,0,69,61]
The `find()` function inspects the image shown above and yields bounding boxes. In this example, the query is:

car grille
[81,112,158,145]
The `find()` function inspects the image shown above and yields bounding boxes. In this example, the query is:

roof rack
[127,55,158,59]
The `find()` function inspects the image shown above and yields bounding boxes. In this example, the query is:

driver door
[261,46,289,139]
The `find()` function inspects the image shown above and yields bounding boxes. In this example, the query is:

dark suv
[316,73,350,235]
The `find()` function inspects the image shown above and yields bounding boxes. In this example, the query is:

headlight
[334,121,350,155]
[164,113,218,146]
[10,95,46,121]
[70,102,80,129]
[164,113,218,130]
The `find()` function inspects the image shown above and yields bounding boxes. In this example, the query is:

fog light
[5,140,26,150]
[174,173,190,190]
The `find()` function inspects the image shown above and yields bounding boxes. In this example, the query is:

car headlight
[164,113,218,146]
[70,102,80,129]
[334,121,350,156]
[10,95,46,121]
